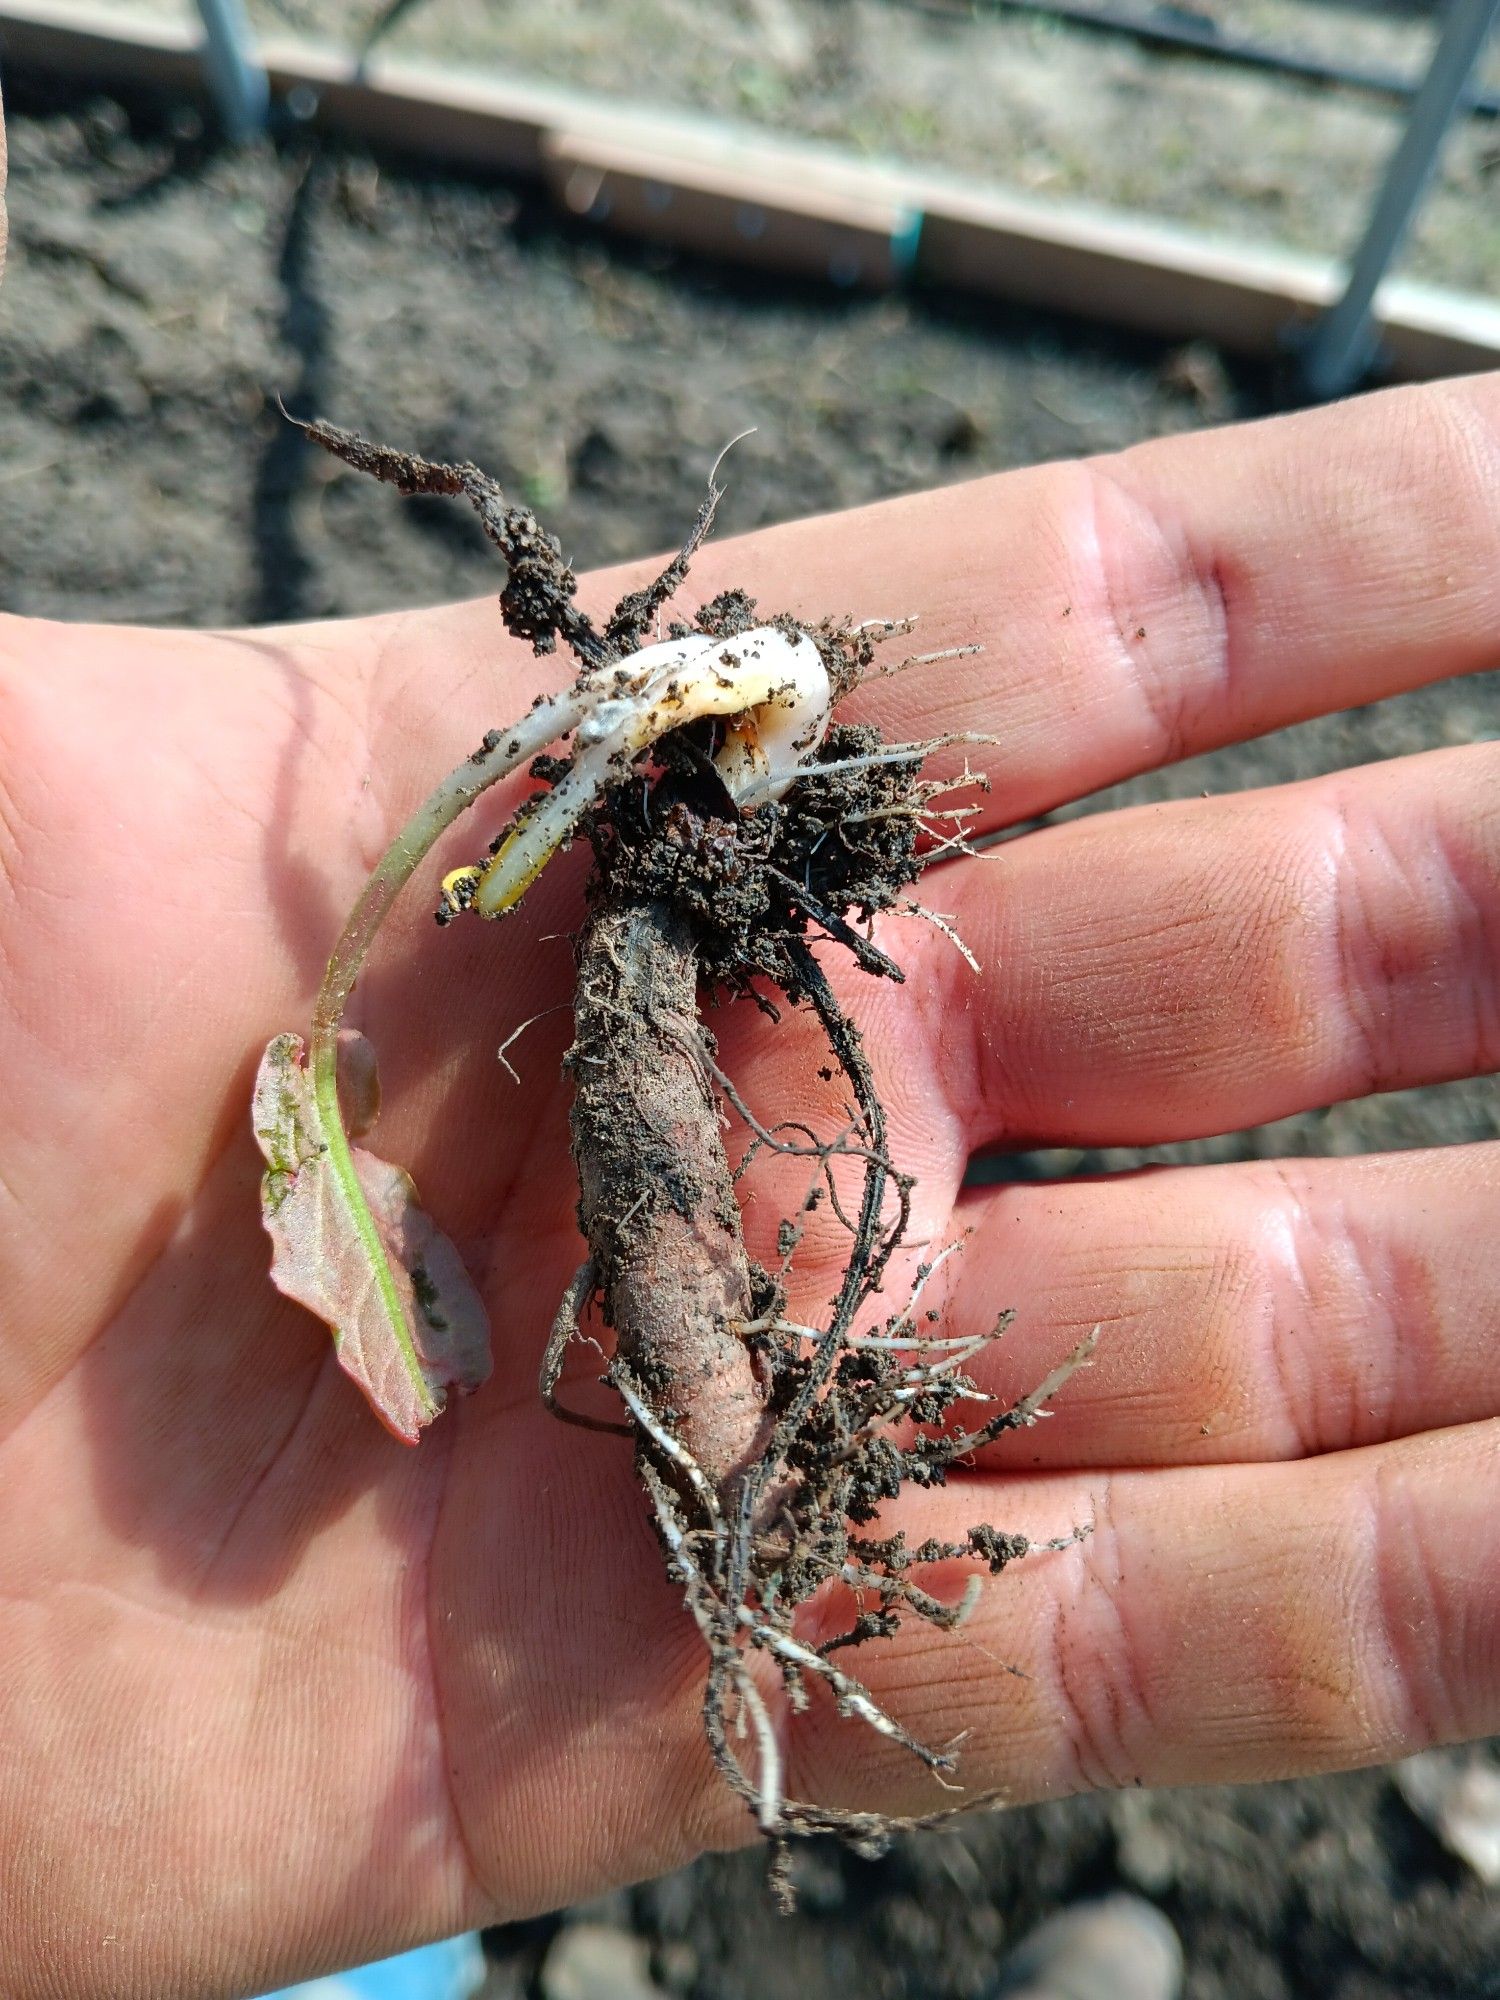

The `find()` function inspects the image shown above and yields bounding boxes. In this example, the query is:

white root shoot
[464,626,833,916]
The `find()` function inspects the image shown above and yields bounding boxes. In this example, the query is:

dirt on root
[0,81,1497,2000]
[568,892,771,1492]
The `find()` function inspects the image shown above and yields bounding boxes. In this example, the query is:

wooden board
[2,0,1497,379]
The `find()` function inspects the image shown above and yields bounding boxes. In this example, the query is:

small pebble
[541,1923,666,2000]
[1395,1746,1500,1884]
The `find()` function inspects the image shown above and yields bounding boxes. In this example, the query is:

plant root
[566,782,1099,1869]
[569,892,776,1490]
[284,413,1100,1887]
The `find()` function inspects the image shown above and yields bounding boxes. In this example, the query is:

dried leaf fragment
[253,1032,491,1443]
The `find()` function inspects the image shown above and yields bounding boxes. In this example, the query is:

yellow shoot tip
[440,865,483,917]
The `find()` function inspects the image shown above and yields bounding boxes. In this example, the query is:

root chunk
[569,894,770,1493]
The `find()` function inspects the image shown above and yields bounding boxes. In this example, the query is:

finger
[709,735,1500,1243]
[783,1418,1500,1817]
[897,739,1500,1149]
[942,1145,1500,1468]
[540,374,1500,835]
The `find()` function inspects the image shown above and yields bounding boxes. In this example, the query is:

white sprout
[461,626,834,918]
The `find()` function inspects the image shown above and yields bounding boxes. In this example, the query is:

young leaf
[253,1032,492,1443]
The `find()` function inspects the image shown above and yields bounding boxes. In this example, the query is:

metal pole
[194,0,270,142]
[1297,0,1500,401]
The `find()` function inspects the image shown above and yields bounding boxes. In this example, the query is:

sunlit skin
[1,132,1498,1989]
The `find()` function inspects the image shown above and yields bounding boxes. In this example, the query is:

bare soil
[0,73,1496,2000]
[69,0,1500,292]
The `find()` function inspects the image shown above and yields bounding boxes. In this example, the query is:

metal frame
[1297,0,1500,399]
[193,0,268,141]
[179,0,1500,388]
[984,0,1500,121]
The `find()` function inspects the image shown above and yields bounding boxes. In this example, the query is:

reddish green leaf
[253,1032,491,1443]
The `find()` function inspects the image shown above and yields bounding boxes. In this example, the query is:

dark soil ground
[84,0,1500,292]
[0,69,1496,2000]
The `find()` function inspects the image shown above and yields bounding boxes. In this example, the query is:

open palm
[2,378,1498,2000]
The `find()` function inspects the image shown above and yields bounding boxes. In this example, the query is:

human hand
[1,376,1496,1999]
